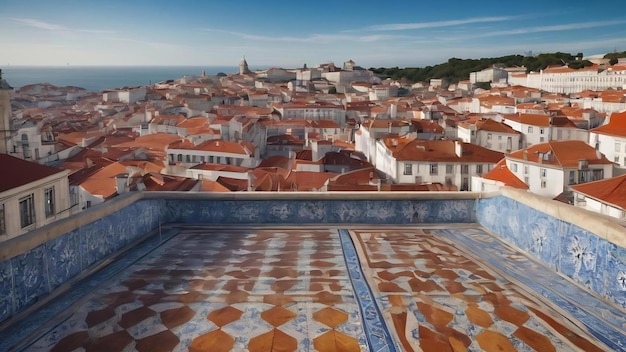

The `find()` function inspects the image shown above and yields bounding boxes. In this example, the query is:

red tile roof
[385,138,504,163]
[482,160,528,189]
[570,174,626,209]
[591,111,626,137]
[507,140,612,167]
[0,154,67,192]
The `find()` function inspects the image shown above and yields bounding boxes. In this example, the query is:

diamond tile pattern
[351,229,606,352]
[29,227,367,351]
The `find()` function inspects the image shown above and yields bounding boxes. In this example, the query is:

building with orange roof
[570,89,626,114]
[471,159,528,193]
[0,154,70,242]
[458,117,521,153]
[271,101,345,126]
[500,113,588,148]
[166,138,258,169]
[375,137,503,190]
[506,140,613,199]
[570,174,626,221]
[187,163,249,182]
[477,95,515,114]
[589,110,626,169]
[556,106,604,130]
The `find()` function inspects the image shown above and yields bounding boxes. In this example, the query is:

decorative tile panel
[477,195,626,309]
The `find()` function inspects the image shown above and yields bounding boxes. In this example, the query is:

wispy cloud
[10,17,114,34]
[108,37,177,50]
[12,18,66,31]
[201,28,406,43]
[475,19,626,37]
[366,16,516,31]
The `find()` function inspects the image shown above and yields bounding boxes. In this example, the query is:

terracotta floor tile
[513,326,556,352]
[261,306,297,327]
[207,306,244,327]
[160,305,195,329]
[118,306,157,329]
[50,331,89,352]
[476,330,516,352]
[313,330,361,352]
[135,330,180,352]
[85,308,116,328]
[85,330,134,352]
[313,307,349,328]
[493,304,530,326]
[189,329,234,352]
[465,303,493,328]
[249,328,297,352]
[263,293,294,306]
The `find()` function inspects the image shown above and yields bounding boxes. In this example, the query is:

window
[528,126,533,133]
[616,142,621,153]
[404,163,412,175]
[0,203,5,235]
[592,169,604,181]
[461,164,469,174]
[569,171,575,185]
[615,156,620,163]
[487,133,492,140]
[498,135,502,141]
[430,164,438,175]
[524,176,529,184]
[476,165,483,174]
[540,168,547,177]
[511,163,518,172]
[446,164,453,174]
[185,155,191,162]
[19,194,35,228]
[177,154,182,162]
[524,165,528,174]
[541,180,547,188]
[540,128,545,135]
[44,187,55,218]
[86,201,92,209]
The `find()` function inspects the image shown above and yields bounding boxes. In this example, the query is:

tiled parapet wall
[0,195,165,325]
[476,188,626,309]
[157,192,478,224]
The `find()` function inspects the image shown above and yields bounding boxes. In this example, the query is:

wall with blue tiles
[163,198,477,224]
[0,199,163,324]
[476,195,626,309]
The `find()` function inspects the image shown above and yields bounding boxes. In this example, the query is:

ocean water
[1,66,239,92]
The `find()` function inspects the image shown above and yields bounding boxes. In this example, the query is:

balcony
[0,190,624,351]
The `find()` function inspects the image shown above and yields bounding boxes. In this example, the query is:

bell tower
[0,69,13,155]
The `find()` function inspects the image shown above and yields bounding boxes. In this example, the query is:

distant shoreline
[2,66,241,92]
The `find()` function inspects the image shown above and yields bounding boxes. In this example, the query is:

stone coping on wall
[496,187,626,248]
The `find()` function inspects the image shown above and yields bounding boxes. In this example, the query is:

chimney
[115,173,129,194]
[523,149,528,160]
[454,140,463,157]
[388,121,392,134]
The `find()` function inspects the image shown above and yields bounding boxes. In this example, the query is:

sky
[1,0,626,68]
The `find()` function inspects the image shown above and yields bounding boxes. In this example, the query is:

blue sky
[2,0,626,68]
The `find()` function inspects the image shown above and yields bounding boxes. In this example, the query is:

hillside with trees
[604,51,626,65]
[369,52,594,84]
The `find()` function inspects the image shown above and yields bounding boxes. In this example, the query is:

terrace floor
[3,225,624,351]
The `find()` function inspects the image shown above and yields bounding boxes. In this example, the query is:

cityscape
[1,1,626,351]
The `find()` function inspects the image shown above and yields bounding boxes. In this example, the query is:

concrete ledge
[142,190,483,201]
[500,188,626,248]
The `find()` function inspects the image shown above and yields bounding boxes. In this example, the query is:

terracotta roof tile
[591,111,626,137]
[482,160,528,189]
[570,174,626,209]
[507,140,612,168]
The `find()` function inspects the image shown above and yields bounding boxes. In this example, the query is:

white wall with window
[590,131,626,169]
[0,171,70,242]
